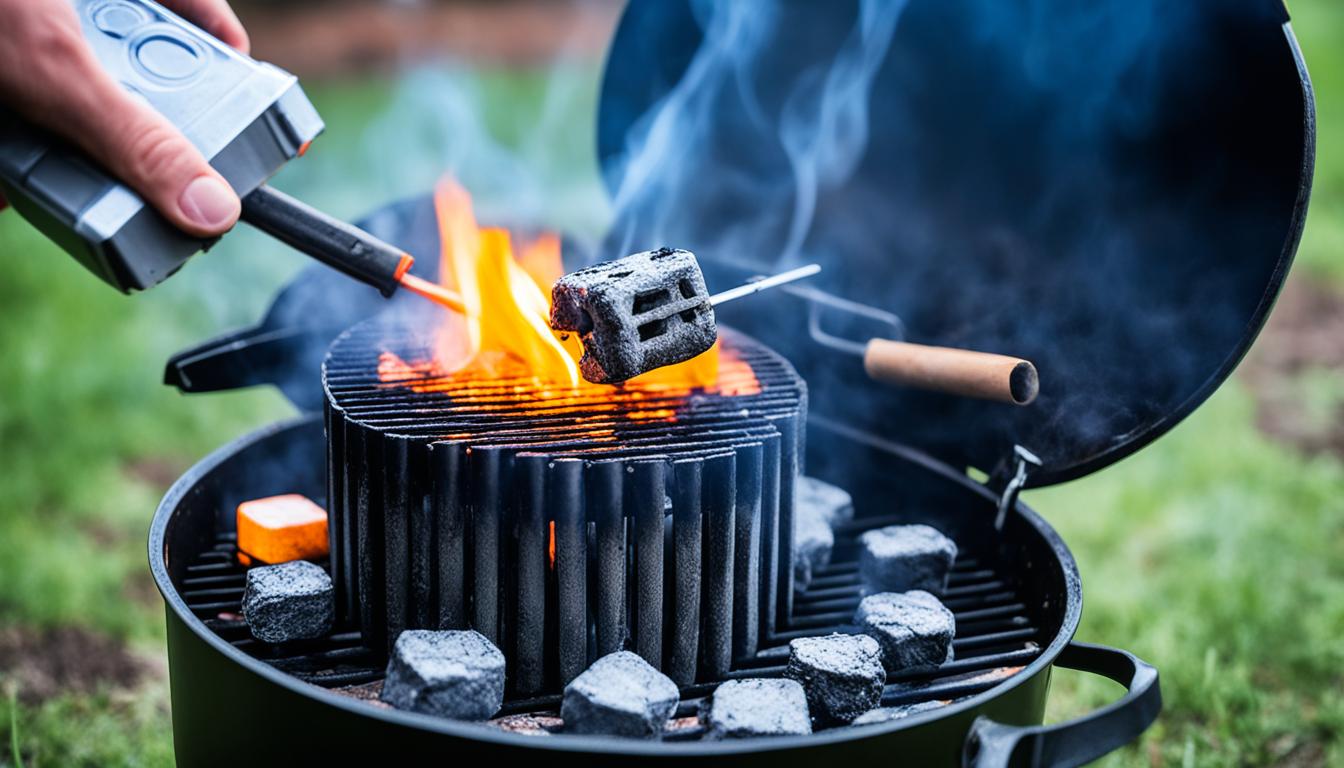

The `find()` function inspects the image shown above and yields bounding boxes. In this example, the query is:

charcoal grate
[181,520,1045,733]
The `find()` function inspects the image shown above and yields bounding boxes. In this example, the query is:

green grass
[1033,383,1344,767]
[1292,0,1344,285]
[1,4,1344,765]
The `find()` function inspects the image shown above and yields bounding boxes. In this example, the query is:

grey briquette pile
[854,590,956,672]
[858,524,958,593]
[699,678,812,739]
[550,247,717,383]
[783,633,886,726]
[380,629,506,720]
[241,560,334,643]
[561,651,680,738]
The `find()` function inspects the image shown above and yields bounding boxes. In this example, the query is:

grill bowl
[149,414,1142,766]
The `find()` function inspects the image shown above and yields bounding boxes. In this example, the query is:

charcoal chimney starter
[324,317,806,694]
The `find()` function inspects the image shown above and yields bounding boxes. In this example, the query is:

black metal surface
[597,0,1314,486]
[240,185,409,297]
[152,416,1150,765]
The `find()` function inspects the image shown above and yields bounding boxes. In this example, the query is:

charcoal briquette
[797,476,854,527]
[699,678,812,739]
[783,633,886,726]
[792,502,834,590]
[380,629,506,720]
[241,560,334,643]
[561,650,680,738]
[550,248,717,383]
[858,524,958,594]
[854,590,956,672]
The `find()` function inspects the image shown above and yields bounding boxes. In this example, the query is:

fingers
[82,86,241,237]
[0,0,241,236]
[159,0,250,53]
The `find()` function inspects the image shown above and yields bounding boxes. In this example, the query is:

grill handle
[864,339,1039,406]
[962,641,1162,768]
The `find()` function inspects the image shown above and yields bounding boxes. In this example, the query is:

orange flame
[387,177,728,393]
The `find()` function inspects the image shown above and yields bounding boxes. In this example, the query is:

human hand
[0,0,250,237]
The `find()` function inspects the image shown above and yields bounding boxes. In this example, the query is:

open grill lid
[167,0,1314,489]
[595,0,1315,486]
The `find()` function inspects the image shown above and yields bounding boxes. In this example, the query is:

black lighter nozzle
[240,185,411,297]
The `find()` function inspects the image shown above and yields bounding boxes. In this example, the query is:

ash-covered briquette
[380,629,505,720]
[797,476,854,527]
[699,679,812,739]
[784,633,886,727]
[851,700,948,726]
[792,503,834,589]
[241,560,334,643]
[858,524,958,594]
[792,476,854,588]
[854,591,956,672]
[550,247,717,384]
[561,651,680,738]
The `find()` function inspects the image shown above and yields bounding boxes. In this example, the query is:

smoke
[777,0,908,262]
[596,0,1304,478]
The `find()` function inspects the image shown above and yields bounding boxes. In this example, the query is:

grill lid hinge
[993,445,1042,531]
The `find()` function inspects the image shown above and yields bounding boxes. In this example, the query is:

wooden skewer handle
[862,339,1039,405]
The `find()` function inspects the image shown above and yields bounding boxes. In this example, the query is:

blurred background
[0,0,1340,765]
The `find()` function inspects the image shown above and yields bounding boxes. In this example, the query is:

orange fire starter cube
[236,494,329,565]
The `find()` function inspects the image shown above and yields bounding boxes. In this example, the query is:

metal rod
[549,459,586,687]
[429,441,466,629]
[587,461,626,657]
[731,443,763,662]
[708,263,821,306]
[470,448,502,646]
[381,435,412,652]
[514,456,547,695]
[701,453,736,680]
[629,460,666,668]
[668,459,703,686]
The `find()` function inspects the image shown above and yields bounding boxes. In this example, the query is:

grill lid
[595,0,1314,486]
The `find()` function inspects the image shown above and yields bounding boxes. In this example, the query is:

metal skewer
[709,263,822,306]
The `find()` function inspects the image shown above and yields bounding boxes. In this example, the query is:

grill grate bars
[181,528,1045,731]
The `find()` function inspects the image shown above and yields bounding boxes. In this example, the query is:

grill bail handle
[240,185,412,298]
[962,642,1162,768]
[863,339,1039,406]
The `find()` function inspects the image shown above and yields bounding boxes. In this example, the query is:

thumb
[79,86,241,238]
[32,37,241,239]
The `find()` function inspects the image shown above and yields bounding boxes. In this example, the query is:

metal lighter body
[0,0,323,292]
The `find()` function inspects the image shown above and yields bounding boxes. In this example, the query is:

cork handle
[862,339,1039,405]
